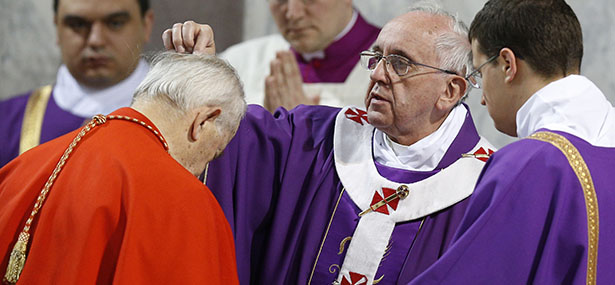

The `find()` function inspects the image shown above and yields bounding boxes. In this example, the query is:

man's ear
[437,76,467,111]
[500,48,518,84]
[190,106,221,142]
[142,9,155,43]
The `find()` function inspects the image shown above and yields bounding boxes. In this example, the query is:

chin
[493,121,517,137]
[80,76,116,89]
[82,69,125,87]
[291,43,318,54]
[287,36,323,54]
[366,111,389,129]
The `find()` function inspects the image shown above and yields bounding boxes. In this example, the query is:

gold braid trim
[4,115,106,284]
[338,236,352,255]
[308,188,346,285]
[528,131,599,285]
[373,274,385,284]
[3,114,168,284]
[19,85,53,155]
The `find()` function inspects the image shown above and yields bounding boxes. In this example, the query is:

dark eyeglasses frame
[360,51,458,77]
[465,54,498,89]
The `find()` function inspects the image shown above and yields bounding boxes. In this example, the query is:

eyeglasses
[465,54,498,89]
[360,51,458,77]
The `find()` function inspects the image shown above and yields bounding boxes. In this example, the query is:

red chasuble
[0,108,238,284]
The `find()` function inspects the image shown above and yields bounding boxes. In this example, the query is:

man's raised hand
[162,21,216,55]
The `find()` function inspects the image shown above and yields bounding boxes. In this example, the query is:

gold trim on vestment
[338,236,352,255]
[4,115,107,284]
[4,114,168,284]
[329,264,340,274]
[19,85,53,155]
[528,131,599,285]
[308,188,346,285]
[202,162,209,184]
[373,274,384,284]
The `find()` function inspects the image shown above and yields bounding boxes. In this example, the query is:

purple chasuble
[0,90,86,167]
[206,103,485,284]
[292,14,380,83]
[409,130,615,284]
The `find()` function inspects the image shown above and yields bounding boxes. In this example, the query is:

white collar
[516,75,615,147]
[53,59,149,117]
[373,105,468,171]
[300,10,358,62]
[334,9,358,41]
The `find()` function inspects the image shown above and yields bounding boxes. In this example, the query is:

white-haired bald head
[133,51,246,134]
[408,0,473,98]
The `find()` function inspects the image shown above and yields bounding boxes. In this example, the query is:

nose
[480,93,486,105]
[286,0,306,20]
[86,22,106,49]
[369,58,391,85]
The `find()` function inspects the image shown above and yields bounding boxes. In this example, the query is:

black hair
[469,0,583,77]
[53,0,150,17]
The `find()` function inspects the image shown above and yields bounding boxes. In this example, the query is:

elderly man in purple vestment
[410,0,615,284]
[0,0,153,167]
[188,0,380,112]
[163,2,497,284]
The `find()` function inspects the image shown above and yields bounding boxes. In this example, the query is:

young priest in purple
[0,0,153,167]
[0,63,148,167]
[410,1,615,283]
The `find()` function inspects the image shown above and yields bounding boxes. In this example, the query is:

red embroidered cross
[341,272,368,285]
[369,188,400,215]
[345,108,369,125]
[473,147,495,162]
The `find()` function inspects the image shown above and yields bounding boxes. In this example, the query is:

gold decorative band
[4,114,169,284]
[338,236,352,255]
[308,188,346,285]
[19,85,53,155]
[528,131,599,285]
[4,115,107,284]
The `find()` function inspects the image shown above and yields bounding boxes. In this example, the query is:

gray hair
[133,51,246,134]
[409,0,474,96]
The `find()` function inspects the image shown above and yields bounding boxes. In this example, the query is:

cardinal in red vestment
[0,52,246,284]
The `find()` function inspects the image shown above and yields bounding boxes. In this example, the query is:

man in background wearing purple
[164,2,497,284]
[219,0,380,112]
[0,0,153,167]
[410,0,615,284]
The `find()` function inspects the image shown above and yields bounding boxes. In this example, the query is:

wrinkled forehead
[373,12,450,62]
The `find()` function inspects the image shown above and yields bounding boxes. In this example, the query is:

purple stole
[0,89,86,167]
